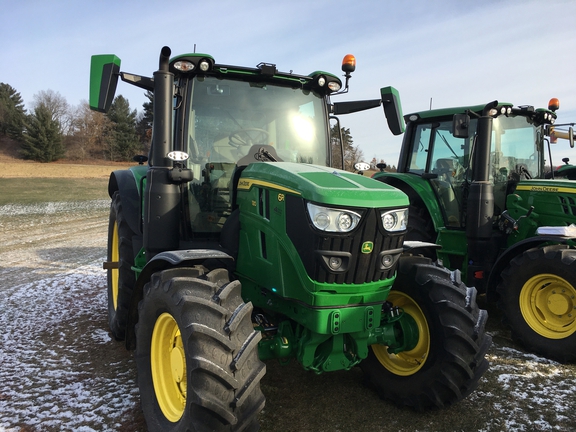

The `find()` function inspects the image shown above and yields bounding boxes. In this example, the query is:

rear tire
[360,256,491,409]
[406,202,437,260]
[497,245,576,362]
[107,191,136,340]
[136,267,265,432]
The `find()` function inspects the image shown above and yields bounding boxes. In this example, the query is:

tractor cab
[397,103,557,228]
[181,74,331,235]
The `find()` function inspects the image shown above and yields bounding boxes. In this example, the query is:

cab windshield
[182,75,329,234]
[185,76,329,167]
[407,114,544,227]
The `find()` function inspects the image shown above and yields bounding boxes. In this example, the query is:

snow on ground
[0,262,140,431]
[466,345,576,432]
[0,200,575,431]
[0,200,109,217]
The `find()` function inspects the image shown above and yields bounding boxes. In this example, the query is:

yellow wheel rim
[519,273,576,339]
[372,291,430,376]
[151,313,187,422]
[110,222,119,310]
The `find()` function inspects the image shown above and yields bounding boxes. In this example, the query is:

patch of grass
[0,178,110,205]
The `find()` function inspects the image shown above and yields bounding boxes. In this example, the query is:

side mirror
[453,114,470,138]
[380,86,405,136]
[89,54,121,113]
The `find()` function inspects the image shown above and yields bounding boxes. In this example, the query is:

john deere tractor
[90,47,490,431]
[373,93,576,362]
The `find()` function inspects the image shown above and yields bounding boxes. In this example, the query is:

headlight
[307,203,361,232]
[173,60,195,72]
[328,81,341,92]
[380,209,408,232]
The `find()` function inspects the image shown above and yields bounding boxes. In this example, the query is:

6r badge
[361,241,374,254]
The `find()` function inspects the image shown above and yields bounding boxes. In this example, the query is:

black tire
[360,256,491,410]
[107,191,137,340]
[136,267,266,432]
[497,245,576,362]
[406,202,437,260]
[406,203,435,243]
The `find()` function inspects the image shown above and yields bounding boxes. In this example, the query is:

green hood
[239,162,408,208]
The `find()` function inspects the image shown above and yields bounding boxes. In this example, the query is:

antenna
[194,44,196,53]
[430,98,433,110]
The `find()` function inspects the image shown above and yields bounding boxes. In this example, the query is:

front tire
[360,256,491,410]
[136,267,266,432]
[497,245,576,362]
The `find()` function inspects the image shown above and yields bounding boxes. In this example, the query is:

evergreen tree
[136,91,153,149]
[330,125,363,171]
[21,103,65,162]
[0,83,27,141]
[106,95,139,161]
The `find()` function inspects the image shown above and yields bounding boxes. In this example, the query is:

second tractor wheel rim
[151,313,187,422]
[372,292,430,376]
[520,273,576,339]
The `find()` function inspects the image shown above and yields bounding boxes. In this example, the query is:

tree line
[0,82,153,163]
[0,82,389,171]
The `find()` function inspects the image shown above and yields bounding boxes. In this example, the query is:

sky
[2,0,576,167]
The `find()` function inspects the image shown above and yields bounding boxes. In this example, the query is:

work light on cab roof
[170,54,214,74]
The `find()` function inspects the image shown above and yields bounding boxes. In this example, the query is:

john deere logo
[361,241,374,254]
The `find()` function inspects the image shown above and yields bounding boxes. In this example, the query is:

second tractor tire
[497,244,576,362]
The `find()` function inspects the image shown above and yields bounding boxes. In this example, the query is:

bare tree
[67,101,113,161]
[32,89,72,135]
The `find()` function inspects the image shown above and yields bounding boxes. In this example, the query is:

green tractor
[373,93,576,362]
[90,47,490,431]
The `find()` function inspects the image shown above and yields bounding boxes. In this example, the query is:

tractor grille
[286,196,405,284]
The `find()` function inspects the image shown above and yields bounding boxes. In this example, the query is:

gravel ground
[0,199,575,431]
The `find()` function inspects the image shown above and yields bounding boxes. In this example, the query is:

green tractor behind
[90,47,490,431]
[373,93,576,362]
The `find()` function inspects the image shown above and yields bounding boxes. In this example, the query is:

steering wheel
[229,128,269,147]
[516,164,532,180]
[434,158,459,181]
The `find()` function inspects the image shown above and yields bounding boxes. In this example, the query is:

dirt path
[0,200,575,431]
[0,201,146,431]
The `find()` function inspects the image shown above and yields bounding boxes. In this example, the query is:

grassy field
[0,160,131,205]
[0,178,110,205]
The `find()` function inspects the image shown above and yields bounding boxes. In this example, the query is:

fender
[486,235,576,301]
[372,173,445,232]
[108,167,147,236]
[124,249,234,349]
